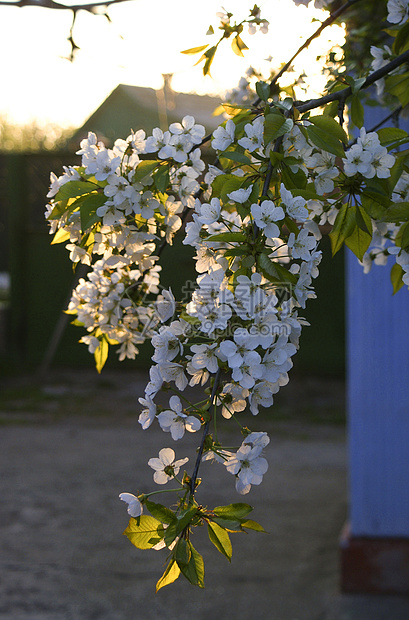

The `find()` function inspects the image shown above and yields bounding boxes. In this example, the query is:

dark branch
[295,49,409,114]
[0,0,133,11]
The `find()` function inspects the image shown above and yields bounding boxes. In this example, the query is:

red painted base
[340,524,409,594]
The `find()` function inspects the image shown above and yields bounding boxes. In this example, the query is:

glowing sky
[0,0,345,129]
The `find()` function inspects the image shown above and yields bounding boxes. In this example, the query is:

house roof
[68,83,225,150]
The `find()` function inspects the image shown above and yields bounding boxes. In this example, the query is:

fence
[0,152,345,375]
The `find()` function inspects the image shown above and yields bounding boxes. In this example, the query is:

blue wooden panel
[347,250,409,536]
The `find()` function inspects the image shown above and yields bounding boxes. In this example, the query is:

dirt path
[1,370,408,619]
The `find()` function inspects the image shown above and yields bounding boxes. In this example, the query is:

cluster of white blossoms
[43,0,409,590]
[45,117,206,360]
[343,128,395,179]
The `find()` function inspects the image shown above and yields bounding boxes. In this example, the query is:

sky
[0,0,345,130]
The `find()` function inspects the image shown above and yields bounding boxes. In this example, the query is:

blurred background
[0,0,346,378]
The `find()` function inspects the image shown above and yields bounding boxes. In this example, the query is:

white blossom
[148,448,189,484]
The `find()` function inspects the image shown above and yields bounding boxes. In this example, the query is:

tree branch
[295,49,409,114]
[0,0,133,11]
[269,0,362,91]
[189,367,222,496]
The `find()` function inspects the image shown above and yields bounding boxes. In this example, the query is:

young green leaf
[174,538,192,566]
[377,127,409,147]
[213,502,253,520]
[123,515,163,549]
[94,336,109,374]
[399,221,409,250]
[264,113,293,145]
[391,262,405,294]
[207,521,233,561]
[380,201,409,223]
[55,180,98,201]
[344,223,372,262]
[132,160,158,183]
[231,35,248,57]
[241,519,267,532]
[308,115,348,144]
[219,150,253,166]
[79,193,107,231]
[51,228,70,245]
[144,500,177,525]
[154,165,170,193]
[385,71,409,108]
[156,560,181,592]
[258,252,297,285]
[256,81,271,102]
[164,505,198,547]
[305,124,345,158]
[350,95,364,129]
[181,44,209,55]
[329,204,356,256]
[178,542,205,588]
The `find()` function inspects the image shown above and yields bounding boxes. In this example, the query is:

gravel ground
[1,369,409,620]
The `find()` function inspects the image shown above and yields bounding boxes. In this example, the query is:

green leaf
[344,223,372,261]
[231,34,248,57]
[51,228,70,245]
[207,521,232,561]
[305,124,345,158]
[380,201,409,223]
[212,174,246,202]
[329,204,356,256]
[123,515,162,550]
[94,336,109,374]
[219,150,253,166]
[258,253,297,285]
[399,221,409,250]
[385,72,409,108]
[156,560,181,592]
[78,193,107,231]
[280,161,307,190]
[212,517,242,531]
[202,45,217,75]
[55,180,98,201]
[343,75,366,94]
[350,95,364,129]
[361,194,386,220]
[154,165,170,193]
[377,127,409,147]
[164,505,198,547]
[308,115,348,144]
[256,81,270,102]
[264,113,293,145]
[144,500,177,525]
[178,542,205,588]
[391,262,405,294]
[132,160,158,183]
[205,232,247,243]
[355,204,372,235]
[174,538,192,566]
[394,22,409,54]
[181,44,209,55]
[213,503,253,520]
[47,198,69,220]
[241,519,267,532]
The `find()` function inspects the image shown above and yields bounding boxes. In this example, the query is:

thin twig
[268,0,362,92]
[189,367,222,496]
[295,49,409,114]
